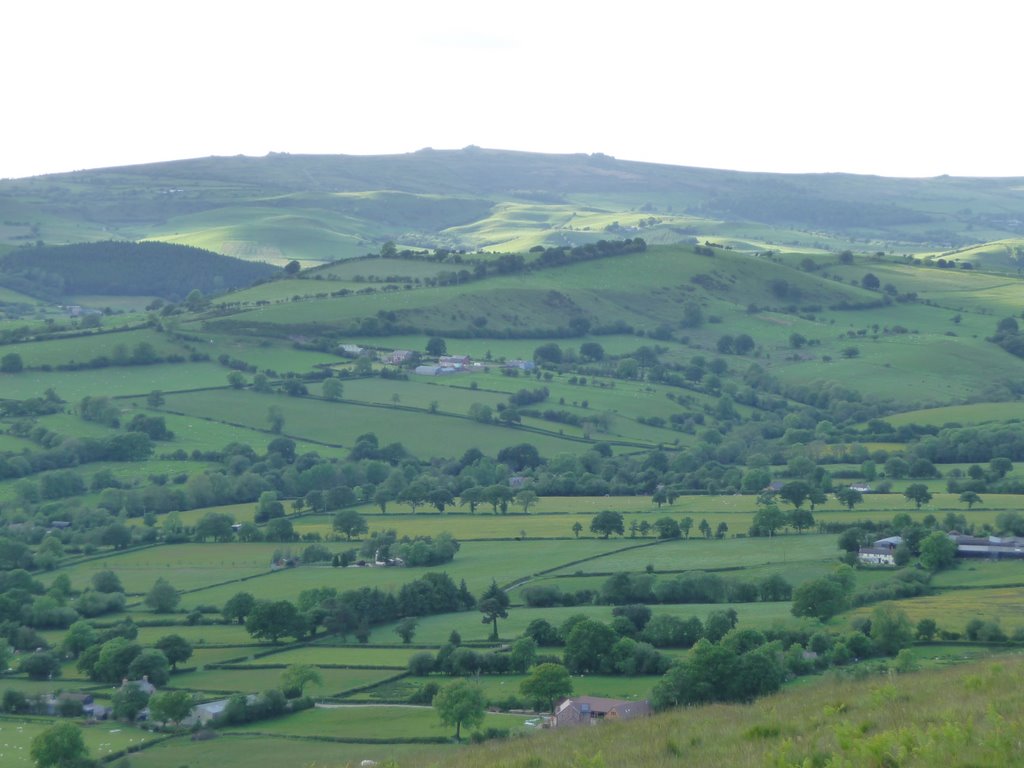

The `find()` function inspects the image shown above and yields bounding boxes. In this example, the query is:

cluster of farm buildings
[859,533,1024,565]
[339,344,534,376]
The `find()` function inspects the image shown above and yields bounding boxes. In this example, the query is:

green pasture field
[187,646,261,667]
[199,333,340,372]
[81,458,211,487]
[0,678,99,696]
[40,543,286,593]
[130,623,259,647]
[884,402,1024,427]
[151,206,369,264]
[365,601,795,646]
[158,388,594,458]
[292,513,601,541]
[210,279,335,306]
[543,534,839,576]
[338,375,511,412]
[206,246,829,331]
[288,495,1018,541]
[846,587,1024,632]
[532,558,883,598]
[163,502,256,528]
[871,266,1024,315]
[222,704,526,740]
[919,239,1024,272]
[169,666,397,695]
[347,371,675,448]
[770,329,1024,407]
[35,622,260,650]
[179,539,638,609]
[418,367,726,434]
[116,404,349,459]
[308,258,449,281]
[0,718,154,767]
[31,412,120,438]
[931,560,1024,589]
[902,644,1018,672]
[0,284,39,304]
[0,362,230,400]
[125,735,445,768]
[0,433,36,452]
[64,295,163,312]
[249,645,415,668]
[7,328,186,369]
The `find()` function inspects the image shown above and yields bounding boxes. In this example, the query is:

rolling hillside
[2,149,1024,265]
[5,151,1024,768]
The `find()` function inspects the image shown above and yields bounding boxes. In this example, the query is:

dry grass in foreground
[392,653,1024,768]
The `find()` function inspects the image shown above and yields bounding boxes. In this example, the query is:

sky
[2,0,1019,180]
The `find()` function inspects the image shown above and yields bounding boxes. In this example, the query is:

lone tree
[30,721,91,768]
[903,483,933,509]
[426,337,447,356]
[791,568,854,621]
[433,679,486,742]
[145,578,180,613]
[870,605,914,656]
[516,490,539,513]
[750,503,786,537]
[520,662,573,712]
[394,617,419,644]
[788,508,815,534]
[959,491,982,510]
[267,405,284,434]
[590,510,624,538]
[322,378,344,401]
[479,580,510,640]
[778,481,812,509]
[148,690,194,727]
[223,592,256,624]
[281,664,323,698]
[332,510,368,540]
[0,352,24,373]
[919,531,957,571]
[246,600,306,643]
[835,487,863,511]
[155,634,193,670]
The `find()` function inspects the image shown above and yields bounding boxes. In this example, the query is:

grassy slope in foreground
[401,654,1024,768]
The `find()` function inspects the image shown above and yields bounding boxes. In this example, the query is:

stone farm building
[551,696,651,727]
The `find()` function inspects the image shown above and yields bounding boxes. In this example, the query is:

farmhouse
[858,535,902,566]
[857,547,897,566]
[439,354,471,367]
[380,349,413,364]
[551,696,651,727]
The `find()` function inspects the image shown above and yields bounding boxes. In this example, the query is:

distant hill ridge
[2,147,1024,259]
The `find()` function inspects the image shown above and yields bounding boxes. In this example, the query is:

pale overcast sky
[2,0,1018,179]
